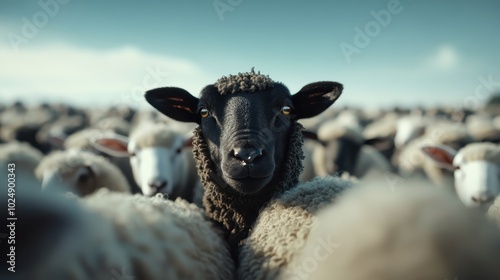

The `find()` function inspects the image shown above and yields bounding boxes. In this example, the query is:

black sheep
[145,68,343,261]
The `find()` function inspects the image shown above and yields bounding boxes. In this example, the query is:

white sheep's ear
[92,135,130,158]
[421,145,457,171]
[145,87,200,124]
[291,81,343,119]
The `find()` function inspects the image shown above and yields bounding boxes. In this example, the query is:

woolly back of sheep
[287,182,500,280]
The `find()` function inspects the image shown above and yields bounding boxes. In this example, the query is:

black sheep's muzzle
[210,129,276,193]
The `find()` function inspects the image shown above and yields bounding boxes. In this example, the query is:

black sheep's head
[145,70,343,194]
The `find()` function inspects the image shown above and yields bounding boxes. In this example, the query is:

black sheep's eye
[281,105,292,116]
[175,147,182,154]
[200,108,210,118]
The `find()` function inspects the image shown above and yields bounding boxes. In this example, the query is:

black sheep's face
[198,85,293,193]
[145,80,343,194]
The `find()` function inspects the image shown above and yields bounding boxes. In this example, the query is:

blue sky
[1,0,499,110]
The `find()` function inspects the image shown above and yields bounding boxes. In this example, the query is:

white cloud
[0,43,211,108]
[425,45,459,70]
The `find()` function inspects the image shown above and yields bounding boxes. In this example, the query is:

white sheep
[362,112,398,162]
[92,122,200,201]
[85,106,135,127]
[397,122,471,188]
[35,149,131,196]
[63,128,113,151]
[493,115,500,130]
[36,114,88,151]
[0,141,43,172]
[393,114,427,148]
[465,114,500,143]
[63,127,141,194]
[0,106,56,153]
[238,176,352,279]
[297,115,327,132]
[287,181,500,280]
[422,142,500,208]
[130,110,197,134]
[130,110,160,129]
[93,116,131,137]
[334,109,363,131]
[0,141,43,188]
[1,188,234,279]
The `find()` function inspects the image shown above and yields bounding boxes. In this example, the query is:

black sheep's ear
[291,82,343,119]
[145,87,200,124]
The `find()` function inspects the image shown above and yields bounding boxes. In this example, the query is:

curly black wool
[213,67,275,95]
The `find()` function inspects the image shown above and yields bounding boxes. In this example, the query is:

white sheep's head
[394,115,426,149]
[92,126,191,197]
[144,69,343,194]
[422,143,500,208]
[36,150,102,197]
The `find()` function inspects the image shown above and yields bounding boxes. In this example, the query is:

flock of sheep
[1,69,500,280]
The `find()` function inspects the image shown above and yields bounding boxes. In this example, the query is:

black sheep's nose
[232,147,263,164]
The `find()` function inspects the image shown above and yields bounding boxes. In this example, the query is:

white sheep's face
[453,155,500,208]
[41,165,97,197]
[128,137,185,197]
[422,145,500,208]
